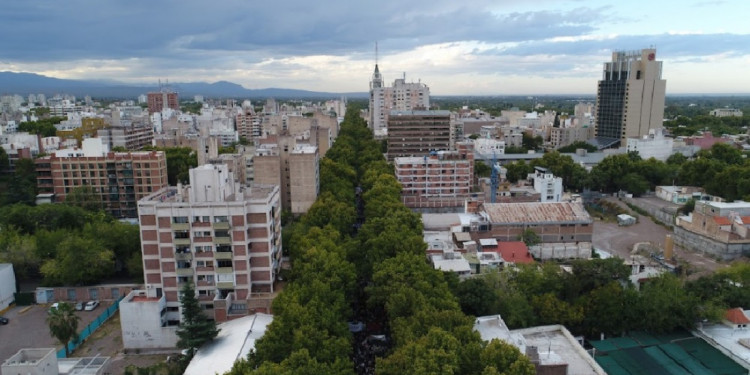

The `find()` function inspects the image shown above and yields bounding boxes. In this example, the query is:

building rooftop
[422,213,462,231]
[481,202,591,224]
[496,242,534,264]
[184,313,273,375]
[389,110,451,116]
[141,184,277,204]
[725,308,750,324]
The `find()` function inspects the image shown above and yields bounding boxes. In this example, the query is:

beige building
[595,48,666,147]
[137,164,282,322]
[369,65,431,137]
[550,126,595,149]
[253,140,319,215]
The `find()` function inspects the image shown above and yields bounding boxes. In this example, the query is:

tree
[176,282,219,353]
[65,186,104,212]
[40,235,115,285]
[4,158,37,205]
[47,302,80,357]
[475,160,491,178]
[518,229,540,247]
[0,147,9,173]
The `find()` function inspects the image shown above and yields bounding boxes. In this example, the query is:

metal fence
[57,296,125,358]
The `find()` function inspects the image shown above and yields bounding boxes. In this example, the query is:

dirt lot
[592,198,728,276]
[0,304,168,374]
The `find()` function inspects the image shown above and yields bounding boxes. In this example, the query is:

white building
[626,127,673,161]
[369,65,430,137]
[1,348,109,375]
[0,264,16,311]
[119,290,177,349]
[710,108,743,117]
[528,167,563,202]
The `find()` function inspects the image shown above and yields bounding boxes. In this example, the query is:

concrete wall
[120,292,178,349]
[529,243,592,260]
[0,264,16,311]
[673,226,750,261]
[621,197,677,227]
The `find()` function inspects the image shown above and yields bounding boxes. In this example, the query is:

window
[67,289,77,301]
[89,288,99,300]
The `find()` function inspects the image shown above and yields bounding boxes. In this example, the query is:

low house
[724,308,750,330]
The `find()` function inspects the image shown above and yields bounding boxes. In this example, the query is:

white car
[84,300,100,311]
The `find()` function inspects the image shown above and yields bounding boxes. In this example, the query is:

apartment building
[97,123,154,150]
[137,164,282,322]
[147,91,179,114]
[394,142,473,210]
[35,138,167,218]
[369,65,430,136]
[288,145,319,215]
[387,110,451,161]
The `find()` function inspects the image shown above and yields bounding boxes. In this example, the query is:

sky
[1,0,749,95]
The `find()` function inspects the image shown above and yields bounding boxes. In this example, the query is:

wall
[621,197,678,227]
[120,293,178,349]
[0,264,16,311]
[672,226,750,260]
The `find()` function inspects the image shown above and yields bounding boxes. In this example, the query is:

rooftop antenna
[375,42,378,66]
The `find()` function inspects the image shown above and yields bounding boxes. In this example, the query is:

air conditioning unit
[146,284,152,289]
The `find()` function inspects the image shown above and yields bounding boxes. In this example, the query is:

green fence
[57,296,124,358]
[13,292,34,306]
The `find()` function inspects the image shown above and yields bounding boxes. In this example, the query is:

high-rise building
[594,48,666,148]
[35,138,168,218]
[369,67,430,137]
[252,140,319,215]
[387,110,451,161]
[147,91,179,114]
[136,164,282,322]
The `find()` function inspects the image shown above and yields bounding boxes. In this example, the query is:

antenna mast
[375,42,379,65]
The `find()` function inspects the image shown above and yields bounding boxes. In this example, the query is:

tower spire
[375,41,379,66]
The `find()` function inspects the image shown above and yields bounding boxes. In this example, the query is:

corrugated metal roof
[482,202,591,224]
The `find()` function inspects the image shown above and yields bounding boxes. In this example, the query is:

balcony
[176,268,194,276]
[216,267,234,274]
[217,281,235,289]
[214,252,233,260]
[175,253,193,261]
[214,237,231,245]
[195,252,214,259]
[173,238,191,246]
[195,266,214,273]
[196,280,214,287]
[212,222,230,230]
[171,223,190,230]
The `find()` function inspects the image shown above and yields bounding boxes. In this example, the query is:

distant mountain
[0,71,367,99]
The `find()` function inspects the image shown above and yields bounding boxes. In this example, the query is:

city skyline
[1,0,749,95]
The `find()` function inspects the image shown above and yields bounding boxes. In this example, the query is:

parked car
[0,316,8,325]
[84,300,100,311]
[49,302,60,312]
[75,301,84,311]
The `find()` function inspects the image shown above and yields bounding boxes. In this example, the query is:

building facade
[369,66,430,136]
[288,145,319,215]
[528,167,563,202]
[394,142,474,210]
[97,124,154,150]
[595,48,666,148]
[35,138,168,218]
[147,91,179,114]
[387,110,451,160]
[137,164,282,322]
[626,127,673,161]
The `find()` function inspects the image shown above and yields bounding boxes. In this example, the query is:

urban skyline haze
[1,0,749,95]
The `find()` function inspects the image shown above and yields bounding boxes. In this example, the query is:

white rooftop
[479,238,498,247]
[422,213,461,231]
[184,313,273,375]
[696,320,750,369]
[432,255,472,273]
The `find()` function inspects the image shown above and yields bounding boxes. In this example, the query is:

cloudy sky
[1,0,749,95]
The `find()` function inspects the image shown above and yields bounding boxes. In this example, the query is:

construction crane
[490,152,499,203]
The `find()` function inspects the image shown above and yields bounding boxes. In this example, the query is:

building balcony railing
[171,223,190,230]
[216,267,234,274]
[212,222,231,230]
[196,280,214,287]
[214,251,233,260]
[194,252,214,258]
[175,253,193,261]
[176,268,194,276]
[194,237,212,243]
[192,221,211,228]
[195,266,214,273]
[198,295,214,301]
[216,281,235,289]
[214,237,232,245]
[173,238,191,246]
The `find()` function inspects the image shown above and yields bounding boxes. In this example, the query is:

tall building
[35,138,168,218]
[147,91,179,114]
[594,48,666,148]
[369,67,430,137]
[137,164,282,322]
[387,110,451,161]
[252,141,320,215]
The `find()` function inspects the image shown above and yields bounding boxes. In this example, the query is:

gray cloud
[0,1,608,62]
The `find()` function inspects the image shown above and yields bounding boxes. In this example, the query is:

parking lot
[0,302,112,364]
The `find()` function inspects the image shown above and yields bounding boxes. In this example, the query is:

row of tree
[450,260,750,338]
[498,142,750,199]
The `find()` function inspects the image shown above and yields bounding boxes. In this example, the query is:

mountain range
[0,71,367,99]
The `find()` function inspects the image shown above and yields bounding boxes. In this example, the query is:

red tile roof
[726,308,750,324]
[741,217,750,225]
[496,241,534,264]
[713,217,732,225]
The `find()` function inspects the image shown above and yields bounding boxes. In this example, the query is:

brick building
[137,164,282,322]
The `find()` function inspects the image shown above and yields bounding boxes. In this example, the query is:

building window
[89,288,99,300]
